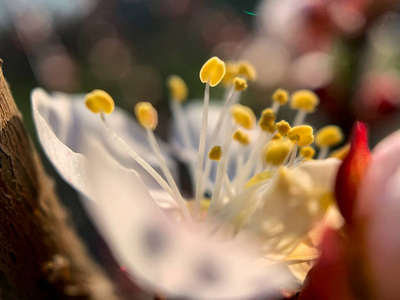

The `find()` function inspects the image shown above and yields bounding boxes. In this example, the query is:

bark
[0,59,120,299]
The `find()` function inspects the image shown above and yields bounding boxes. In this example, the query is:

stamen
[167,75,188,103]
[290,90,320,125]
[315,125,344,148]
[233,129,250,145]
[195,57,226,216]
[97,113,176,208]
[167,76,196,186]
[237,60,257,81]
[276,120,291,136]
[271,88,289,114]
[299,146,315,160]
[208,126,237,216]
[134,102,158,131]
[145,126,192,221]
[265,140,293,166]
[231,104,256,129]
[330,144,350,160]
[199,56,226,87]
[233,77,248,91]
[221,61,239,86]
[287,126,314,147]
[85,90,115,114]
[315,125,344,159]
[259,108,276,132]
[209,146,222,161]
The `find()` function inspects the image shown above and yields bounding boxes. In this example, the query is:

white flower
[31,58,342,299]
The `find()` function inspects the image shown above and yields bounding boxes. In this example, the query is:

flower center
[84,57,346,249]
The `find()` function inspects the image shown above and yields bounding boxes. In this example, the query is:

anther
[290,90,320,113]
[259,108,276,132]
[315,125,344,148]
[199,56,226,87]
[272,88,289,105]
[233,77,248,91]
[287,125,314,146]
[265,140,292,166]
[167,75,188,102]
[134,102,158,131]
[276,120,291,136]
[85,90,115,114]
[330,144,350,160]
[209,146,222,161]
[300,146,315,159]
[221,62,239,86]
[237,60,257,81]
[231,104,255,129]
[233,129,250,145]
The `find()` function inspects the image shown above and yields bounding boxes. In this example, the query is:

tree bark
[0,59,120,299]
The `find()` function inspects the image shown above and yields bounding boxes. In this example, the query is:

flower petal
[32,88,177,207]
[86,142,295,299]
[357,129,400,299]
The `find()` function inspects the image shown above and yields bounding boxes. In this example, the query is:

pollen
[272,88,289,105]
[287,125,314,146]
[290,90,320,113]
[167,75,188,102]
[276,120,291,136]
[259,108,276,132]
[233,77,248,91]
[85,89,115,114]
[233,129,250,145]
[209,146,222,161]
[265,140,292,166]
[134,102,158,131]
[199,56,226,87]
[221,62,239,86]
[315,125,344,147]
[272,133,283,140]
[237,60,257,81]
[231,104,255,129]
[300,146,315,159]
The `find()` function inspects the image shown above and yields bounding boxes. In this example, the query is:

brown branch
[0,59,121,299]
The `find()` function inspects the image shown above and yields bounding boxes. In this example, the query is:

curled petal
[335,122,371,225]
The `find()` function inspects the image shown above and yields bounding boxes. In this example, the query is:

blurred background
[1,0,400,297]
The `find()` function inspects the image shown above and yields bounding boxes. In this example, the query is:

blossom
[300,122,400,299]
[32,57,343,299]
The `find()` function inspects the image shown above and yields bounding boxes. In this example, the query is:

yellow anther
[209,146,222,161]
[85,90,115,114]
[264,140,292,166]
[272,133,283,140]
[231,104,255,129]
[167,75,188,102]
[221,62,239,86]
[290,90,320,113]
[315,125,344,147]
[287,125,314,146]
[233,129,250,145]
[330,144,350,160]
[237,60,257,81]
[134,102,158,131]
[276,120,291,136]
[300,146,315,159]
[199,56,226,87]
[233,77,248,91]
[272,88,289,105]
[259,108,276,132]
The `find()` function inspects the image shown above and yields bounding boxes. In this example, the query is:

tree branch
[0,59,121,299]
